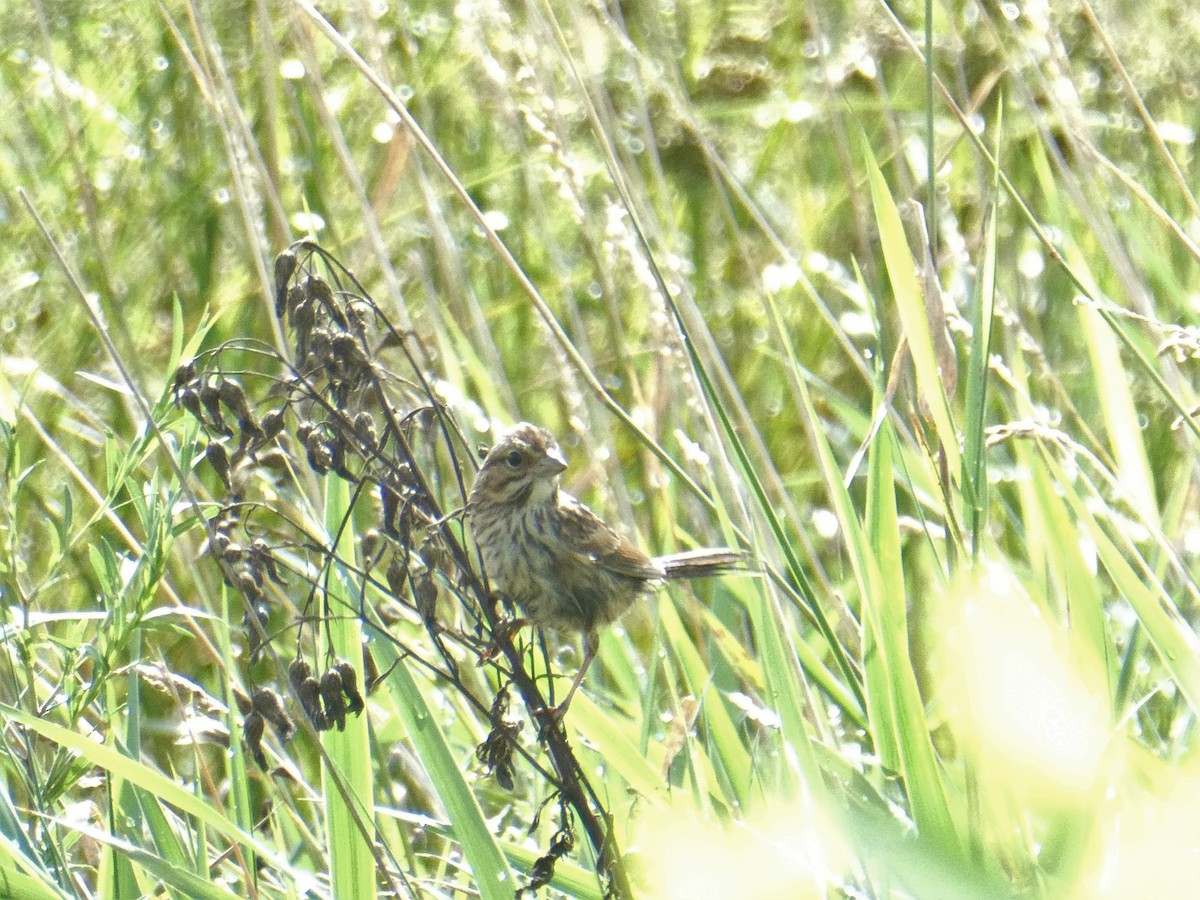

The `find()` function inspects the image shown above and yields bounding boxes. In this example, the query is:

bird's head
[470,422,567,508]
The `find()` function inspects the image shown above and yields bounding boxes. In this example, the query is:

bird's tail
[656,548,750,580]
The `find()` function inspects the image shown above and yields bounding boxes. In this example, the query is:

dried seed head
[252,688,295,741]
[260,409,286,441]
[172,361,197,399]
[178,387,205,424]
[331,333,368,376]
[205,442,232,491]
[380,482,399,536]
[361,529,383,567]
[274,250,297,319]
[319,670,347,732]
[288,658,312,691]
[218,379,252,421]
[297,676,327,730]
[209,530,231,557]
[385,555,408,597]
[414,573,438,624]
[243,710,266,768]
[250,539,286,585]
[255,447,290,470]
[308,328,332,366]
[233,690,254,716]
[198,382,230,436]
[332,661,365,715]
[352,411,377,447]
[304,431,333,475]
[306,275,334,308]
[235,568,262,601]
[291,299,315,358]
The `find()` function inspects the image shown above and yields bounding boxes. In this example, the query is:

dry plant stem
[274,243,630,894]
[20,194,408,897]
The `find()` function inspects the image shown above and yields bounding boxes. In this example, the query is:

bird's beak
[539,446,568,476]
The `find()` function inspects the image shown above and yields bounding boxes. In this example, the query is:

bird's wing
[554,493,664,581]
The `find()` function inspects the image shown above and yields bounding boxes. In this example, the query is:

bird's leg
[550,631,598,719]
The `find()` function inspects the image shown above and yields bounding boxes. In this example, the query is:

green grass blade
[320,476,378,900]
[363,620,516,898]
[864,139,961,478]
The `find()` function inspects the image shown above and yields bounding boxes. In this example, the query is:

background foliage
[4,0,1200,896]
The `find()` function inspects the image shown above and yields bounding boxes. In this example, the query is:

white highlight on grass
[785,100,815,122]
[939,561,1109,801]
[290,211,325,233]
[481,209,509,232]
[762,261,801,293]
[279,59,306,80]
[811,508,839,539]
[1018,247,1045,280]
[839,311,876,337]
[638,801,847,899]
[726,691,781,729]
[1157,121,1195,146]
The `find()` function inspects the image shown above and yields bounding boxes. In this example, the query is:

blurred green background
[4,0,1200,897]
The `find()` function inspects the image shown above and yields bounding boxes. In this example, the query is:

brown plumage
[467,422,745,714]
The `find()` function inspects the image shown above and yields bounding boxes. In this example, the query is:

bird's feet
[478,616,529,664]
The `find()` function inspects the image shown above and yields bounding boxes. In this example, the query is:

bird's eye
[504,450,523,468]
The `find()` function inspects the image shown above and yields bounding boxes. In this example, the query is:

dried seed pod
[288,658,313,692]
[218,379,252,422]
[331,333,368,378]
[361,529,383,568]
[178,386,206,425]
[233,690,254,716]
[205,442,232,491]
[475,701,520,792]
[525,826,575,892]
[273,250,297,319]
[319,670,347,732]
[236,417,264,455]
[198,382,231,436]
[291,299,315,358]
[306,275,334,309]
[250,539,286,585]
[304,431,333,475]
[242,600,270,660]
[284,283,306,321]
[385,555,408,597]
[327,379,350,412]
[252,688,295,741]
[255,447,290,470]
[380,482,399,536]
[235,567,262,601]
[325,431,352,479]
[209,530,231,557]
[172,361,197,401]
[414,572,438,626]
[297,676,327,730]
[260,409,285,442]
[352,411,377,448]
[307,328,332,370]
[344,301,368,336]
[332,661,365,715]
[243,711,267,768]
[306,277,345,329]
